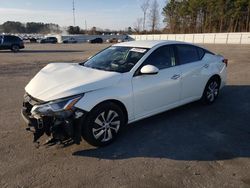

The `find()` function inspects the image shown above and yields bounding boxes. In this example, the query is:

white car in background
[21,40,227,147]
[62,37,77,44]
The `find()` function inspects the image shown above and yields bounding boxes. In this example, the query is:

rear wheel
[202,78,220,104]
[82,102,125,147]
[11,45,20,52]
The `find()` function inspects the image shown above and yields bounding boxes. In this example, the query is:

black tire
[11,45,20,52]
[82,102,125,147]
[202,77,220,104]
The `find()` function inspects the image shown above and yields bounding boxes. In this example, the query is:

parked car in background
[106,38,118,43]
[0,35,25,52]
[63,37,77,44]
[22,40,227,147]
[29,38,37,43]
[118,36,133,43]
[40,37,58,44]
[88,38,103,44]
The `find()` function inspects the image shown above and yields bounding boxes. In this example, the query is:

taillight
[222,59,228,67]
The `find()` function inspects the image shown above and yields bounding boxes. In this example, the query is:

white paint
[140,65,159,74]
[25,40,227,124]
[113,40,187,48]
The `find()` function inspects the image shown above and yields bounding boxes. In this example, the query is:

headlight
[31,95,83,117]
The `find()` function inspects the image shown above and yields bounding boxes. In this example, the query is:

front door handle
[171,74,180,80]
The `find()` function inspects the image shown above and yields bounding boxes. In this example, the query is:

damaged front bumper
[21,93,86,146]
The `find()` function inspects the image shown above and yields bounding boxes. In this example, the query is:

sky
[0,0,167,30]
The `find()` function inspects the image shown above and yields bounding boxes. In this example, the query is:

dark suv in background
[0,35,25,52]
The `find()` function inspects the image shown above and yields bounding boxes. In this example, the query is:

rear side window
[0,36,3,44]
[143,45,175,70]
[176,44,200,64]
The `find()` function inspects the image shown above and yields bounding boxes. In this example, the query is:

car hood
[25,63,121,102]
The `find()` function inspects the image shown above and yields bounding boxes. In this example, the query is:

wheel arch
[201,74,221,104]
[89,99,128,124]
[201,74,222,98]
[11,43,20,47]
[208,74,221,87]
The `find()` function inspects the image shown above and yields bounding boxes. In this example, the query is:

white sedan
[21,40,227,147]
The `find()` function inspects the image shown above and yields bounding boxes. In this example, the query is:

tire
[82,102,125,147]
[11,45,20,52]
[202,77,220,104]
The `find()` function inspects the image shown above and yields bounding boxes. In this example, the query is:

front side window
[83,46,148,73]
[176,44,200,64]
[142,45,175,70]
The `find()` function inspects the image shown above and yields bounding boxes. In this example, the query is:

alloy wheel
[92,110,120,142]
[206,81,219,102]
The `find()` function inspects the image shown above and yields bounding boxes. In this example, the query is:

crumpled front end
[21,93,86,146]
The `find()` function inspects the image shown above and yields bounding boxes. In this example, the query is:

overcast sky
[0,0,166,30]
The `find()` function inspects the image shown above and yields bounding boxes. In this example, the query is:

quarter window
[176,44,200,64]
[197,47,205,59]
[143,45,175,70]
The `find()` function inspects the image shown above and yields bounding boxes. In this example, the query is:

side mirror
[140,65,159,75]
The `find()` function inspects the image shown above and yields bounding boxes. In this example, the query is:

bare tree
[141,0,150,31]
[148,0,159,33]
[134,18,143,33]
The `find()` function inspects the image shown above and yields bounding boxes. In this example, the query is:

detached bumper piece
[21,95,86,147]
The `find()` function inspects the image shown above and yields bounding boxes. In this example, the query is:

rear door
[175,44,209,101]
[132,45,182,119]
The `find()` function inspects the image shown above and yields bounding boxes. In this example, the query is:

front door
[132,45,182,119]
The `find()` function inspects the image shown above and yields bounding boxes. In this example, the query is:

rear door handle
[171,74,180,80]
[203,64,209,68]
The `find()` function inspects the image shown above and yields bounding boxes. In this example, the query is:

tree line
[0,21,61,34]
[0,21,129,35]
[66,26,131,35]
[1,1,249,35]
[162,0,250,34]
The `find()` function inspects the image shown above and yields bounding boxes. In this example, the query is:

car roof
[113,40,192,48]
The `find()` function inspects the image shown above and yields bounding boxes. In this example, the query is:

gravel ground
[0,43,250,188]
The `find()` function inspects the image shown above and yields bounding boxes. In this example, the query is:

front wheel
[82,102,125,147]
[202,78,220,104]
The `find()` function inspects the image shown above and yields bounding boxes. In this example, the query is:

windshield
[82,46,148,73]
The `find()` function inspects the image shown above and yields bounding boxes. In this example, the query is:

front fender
[74,79,134,121]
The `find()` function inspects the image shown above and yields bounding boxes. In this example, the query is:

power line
[72,0,76,26]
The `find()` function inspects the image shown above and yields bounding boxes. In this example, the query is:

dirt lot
[0,43,250,188]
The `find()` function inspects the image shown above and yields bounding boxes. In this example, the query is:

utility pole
[73,0,76,26]
[85,20,87,31]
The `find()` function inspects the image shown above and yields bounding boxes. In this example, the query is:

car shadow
[0,50,84,53]
[73,85,250,161]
